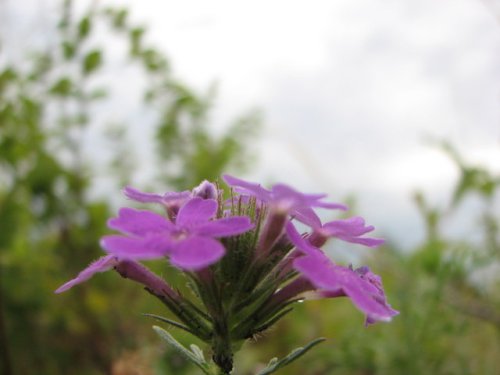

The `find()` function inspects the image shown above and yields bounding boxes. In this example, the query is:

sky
[2,0,500,249]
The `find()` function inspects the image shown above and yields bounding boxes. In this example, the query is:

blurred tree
[0,1,259,374]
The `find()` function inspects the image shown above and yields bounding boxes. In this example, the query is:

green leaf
[152,326,214,375]
[129,27,145,56]
[49,77,72,96]
[257,337,326,375]
[109,8,128,29]
[143,313,195,335]
[82,50,102,75]
[78,16,91,39]
[61,41,76,59]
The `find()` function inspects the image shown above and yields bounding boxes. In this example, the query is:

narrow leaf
[257,337,326,375]
[143,313,195,335]
[152,326,212,374]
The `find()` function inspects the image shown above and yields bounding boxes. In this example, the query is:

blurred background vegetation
[0,1,499,374]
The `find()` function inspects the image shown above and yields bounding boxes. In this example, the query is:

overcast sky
[3,0,500,249]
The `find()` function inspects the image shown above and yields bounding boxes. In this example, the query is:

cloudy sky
[3,0,500,248]
[119,0,500,248]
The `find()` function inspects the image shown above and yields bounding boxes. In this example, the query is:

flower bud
[192,180,218,200]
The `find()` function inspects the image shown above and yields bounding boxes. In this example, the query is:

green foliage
[0,1,259,374]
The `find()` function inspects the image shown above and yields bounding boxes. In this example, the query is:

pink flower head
[101,197,254,270]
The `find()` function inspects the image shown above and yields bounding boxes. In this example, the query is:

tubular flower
[285,221,397,324]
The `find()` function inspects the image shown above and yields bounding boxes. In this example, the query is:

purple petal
[101,234,172,259]
[107,208,173,236]
[294,253,398,323]
[272,184,327,204]
[323,217,372,235]
[168,236,225,270]
[314,201,348,210]
[195,216,254,237]
[272,184,347,212]
[176,198,217,226]
[293,207,322,228]
[293,252,339,289]
[342,271,399,324]
[286,222,319,256]
[55,255,118,293]
[123,186,165,203]
[222,174,272,201]
[321,217,385,247]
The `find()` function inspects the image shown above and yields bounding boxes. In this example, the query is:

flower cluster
[56,175,397,373]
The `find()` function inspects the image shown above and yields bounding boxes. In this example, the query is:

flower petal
[294,253,398,323]
[321,217,385,247]
[107,208,173,236]
[293,207,322,227]
[55,255,118,293]
[195,216,254,237]
[168,236,225,270]
[272,184,347,211]
[222,174,272,201]
[341,271,399,324]
[286,222,320,256]
[123,186,165,203]
[176,197,217,226]
[100,234,172,259]
[293,252,338,289]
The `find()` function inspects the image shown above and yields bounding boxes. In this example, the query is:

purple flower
[124,186,191,206]
[307,217,385,248]
[286,221,398,324]
[123,180,219,219]
[101,197,254,270]
[223,174,347,227]
[55,255,118,293]
[55,256,180,300]
[124,186,191,218]
[294,253,398,324]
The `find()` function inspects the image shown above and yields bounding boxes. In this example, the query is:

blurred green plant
[0,1,259,374]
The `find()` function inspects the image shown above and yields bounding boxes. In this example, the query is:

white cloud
[5,0,499,247]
